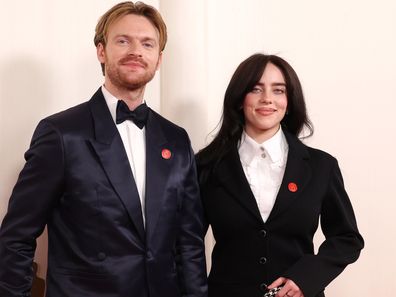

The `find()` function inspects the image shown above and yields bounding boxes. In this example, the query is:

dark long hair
[197,53,313,175]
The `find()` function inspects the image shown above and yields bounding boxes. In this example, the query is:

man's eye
[143,42,154,48]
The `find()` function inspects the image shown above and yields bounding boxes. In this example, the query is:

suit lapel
[88,89,145,241]
[267,131,312,222]
[216,145,263,223]
[144,111,172,242]
[215,131,312,224]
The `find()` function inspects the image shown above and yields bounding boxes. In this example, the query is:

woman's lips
[255,107,276,115]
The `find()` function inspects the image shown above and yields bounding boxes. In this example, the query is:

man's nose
[127,41,142,57]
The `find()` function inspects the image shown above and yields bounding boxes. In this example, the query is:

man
[0,2,208,297]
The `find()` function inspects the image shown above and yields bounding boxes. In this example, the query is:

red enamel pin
[161,148,172,160]
[288,182,298,192]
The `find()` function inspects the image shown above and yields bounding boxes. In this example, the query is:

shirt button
[97,252,106,261]
[261,153,266,158]
[259,229,267,237]
[259,257,267,264]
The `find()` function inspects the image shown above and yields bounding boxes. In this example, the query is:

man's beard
[105,57,157,91]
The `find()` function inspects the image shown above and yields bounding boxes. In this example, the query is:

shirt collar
[263,127,288,163]
[238,127,288,166]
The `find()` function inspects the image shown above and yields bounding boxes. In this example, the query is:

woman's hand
[268,277,304,297]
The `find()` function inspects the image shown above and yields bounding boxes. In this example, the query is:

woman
[196,54,364,297]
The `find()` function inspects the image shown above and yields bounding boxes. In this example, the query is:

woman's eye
[251,87,262,94]
[274,88,285,94]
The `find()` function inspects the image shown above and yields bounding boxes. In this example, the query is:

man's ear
[156,51,163,71]
[97,43,106,63]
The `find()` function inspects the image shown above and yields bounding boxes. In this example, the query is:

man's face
[97,14,162,91]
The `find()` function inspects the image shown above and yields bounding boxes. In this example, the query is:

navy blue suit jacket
[197,131,364,297]
[0,88,208,297]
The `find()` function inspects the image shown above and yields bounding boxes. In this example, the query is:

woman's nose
[259,92,272,104]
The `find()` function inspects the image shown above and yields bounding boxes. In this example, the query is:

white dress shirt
[102,86,147,225]
[238,128,289,222]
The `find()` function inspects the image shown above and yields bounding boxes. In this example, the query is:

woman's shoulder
[285,131,337,163]
[195,142,239,187]
[298,141,340,170]
[195,147,218,184]
[305,144,335,160]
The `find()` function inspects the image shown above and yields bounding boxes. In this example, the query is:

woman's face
[243,62,288,143]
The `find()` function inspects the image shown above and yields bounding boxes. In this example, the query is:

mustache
[119,56,147,67]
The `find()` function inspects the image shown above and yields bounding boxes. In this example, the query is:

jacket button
[259,229,267,237]
[146,250,154,261]
[97,252,106,261]
[259,257,267,264]
[259,283,268,292]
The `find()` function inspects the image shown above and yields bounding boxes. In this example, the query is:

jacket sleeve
[0,120,64,296]
[175,135,208,297]
[283,159,364,297]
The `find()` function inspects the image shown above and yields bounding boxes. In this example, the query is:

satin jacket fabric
[0,88,208,297]
[197,131,364,297]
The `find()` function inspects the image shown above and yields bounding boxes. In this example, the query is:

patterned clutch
[263,286,283,297]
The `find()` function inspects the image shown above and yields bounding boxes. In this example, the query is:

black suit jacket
[0,88,208,297]
[197,131,364,297]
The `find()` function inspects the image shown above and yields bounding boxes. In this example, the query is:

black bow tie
[115,100,149,129]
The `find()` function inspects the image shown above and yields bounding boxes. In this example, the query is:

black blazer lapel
[267,131,312,222]
[216,145,263,223]
[88,88,145,241]
[144,111,172,242]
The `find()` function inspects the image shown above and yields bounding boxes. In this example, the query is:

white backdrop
[1,0,395,296]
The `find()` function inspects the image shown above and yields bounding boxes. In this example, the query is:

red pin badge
[288,182,298,193]
[161,148,172,160]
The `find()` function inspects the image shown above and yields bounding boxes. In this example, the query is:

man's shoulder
[38,89,102,135]
[43,101,91,128]
[43,88,103,127]
[29,100,93,143]
[149,108,187,137]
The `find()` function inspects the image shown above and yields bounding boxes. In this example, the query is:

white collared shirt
[102,86,147,225]
[238,128,289,222]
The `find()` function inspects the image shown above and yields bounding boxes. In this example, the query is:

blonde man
[0,2,208,297]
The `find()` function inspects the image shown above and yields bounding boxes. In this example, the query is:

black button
[260,229,267,237]
[259,257,267,264]
[97,252,106,261]
[259,283,268,292]
[146,250,154,260]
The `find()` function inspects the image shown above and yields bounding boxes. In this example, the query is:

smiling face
[242,62,288,143]
[97,14,162,94]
